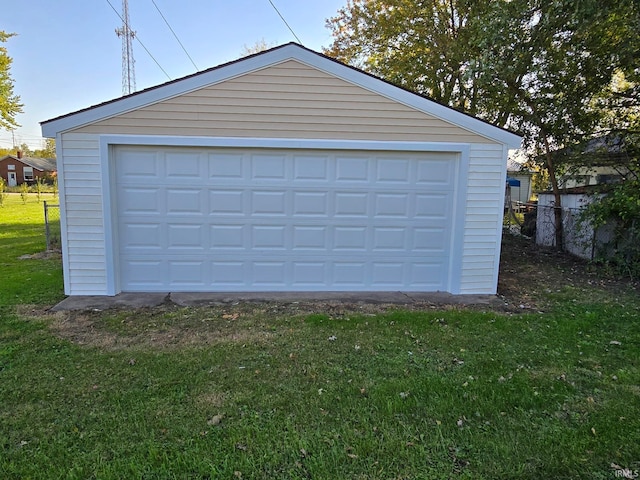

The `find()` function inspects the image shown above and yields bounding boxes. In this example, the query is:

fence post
[44,201,50,251]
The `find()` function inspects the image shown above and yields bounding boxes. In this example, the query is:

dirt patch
[497,233,638,309]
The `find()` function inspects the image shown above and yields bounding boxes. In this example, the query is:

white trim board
[99,135,471,295]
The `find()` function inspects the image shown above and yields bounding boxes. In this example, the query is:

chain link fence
[44,201,61,251]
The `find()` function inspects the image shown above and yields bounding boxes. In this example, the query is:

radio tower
[115,0,136,95]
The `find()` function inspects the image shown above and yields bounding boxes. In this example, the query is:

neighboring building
[506,158,535,204]
[554,135,631,188]
[0,152,57,186]
[41,43,521,297]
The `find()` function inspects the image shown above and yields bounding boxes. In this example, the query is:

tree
[325,0,640,250]
[240,39,276,57]
[470,0,639,247]
[32,139,56,159]
[0,31,23,131]
[325,0,491,114]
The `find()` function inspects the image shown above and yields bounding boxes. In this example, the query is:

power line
[105,0,172,83]
[150,0,199,71]
[266,0,302,44]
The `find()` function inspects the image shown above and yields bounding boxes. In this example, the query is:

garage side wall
[58,133,507,296]
[58,133,107,295]
[462,143,508,294]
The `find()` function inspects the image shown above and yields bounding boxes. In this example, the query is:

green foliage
[0,176,5,206]
[325,0,492,114]
[0,31,23,130]
[35,177,43,203]
[581,178,640,278]
[19,182,27,204]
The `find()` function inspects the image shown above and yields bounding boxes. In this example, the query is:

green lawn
[0,196,638,479]
[0,193,64,305]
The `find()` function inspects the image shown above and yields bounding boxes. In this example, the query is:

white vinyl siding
[73,61,494,144]
[460,144,508,293]
[59,133,107,295]
[58,135,507,295]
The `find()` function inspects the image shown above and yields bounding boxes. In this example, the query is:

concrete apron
[50,291,497,312]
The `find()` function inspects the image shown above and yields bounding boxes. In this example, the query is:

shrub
[0,177,5,206]
[19,182,28,204]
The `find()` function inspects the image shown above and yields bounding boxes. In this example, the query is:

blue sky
[1,0,347,150]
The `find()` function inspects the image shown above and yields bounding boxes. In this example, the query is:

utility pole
[115,0,136,95]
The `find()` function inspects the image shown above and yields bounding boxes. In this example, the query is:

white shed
[41,43,521,296]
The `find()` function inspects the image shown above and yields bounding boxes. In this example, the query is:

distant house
[506,158,535,204]
[0,152,57,186]
[554,135,631,188]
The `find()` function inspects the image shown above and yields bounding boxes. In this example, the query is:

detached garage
[41,43,521,296]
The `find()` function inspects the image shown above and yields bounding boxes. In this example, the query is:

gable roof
[41,43,522,148]
[0,155,57,172]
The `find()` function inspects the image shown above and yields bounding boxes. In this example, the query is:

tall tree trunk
[543,135,564,250]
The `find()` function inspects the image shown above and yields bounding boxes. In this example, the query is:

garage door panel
[212,261,246,285]
[252,225,287,250]
[293,155,329,180]
[121,223,163,249]
[120,187,162,214]
[210,189,245,215]
[123,259,165,286]
[293,262,326,285]
[251,153,287,179]
[413,228,447,252]
[333,262,367,286]
[115,146,457,292]
[416,158,454,184]
[371,262,405,286]
[167,224,205,250]
[415,194,450,218]
[211,225,246,249]
[374,193,410,217]
[292,226,327,250]
[166,151,204,178]
[333,226,367,251]
[376,158,410,183]
[169,260,206,286]
[373,227,407,251]
[209,152,244,179]
[253,261,287,286]
[118,149,162,179]
[335,156,369,182]
[335,192,368,216]
[251,191,287,215]
[293,191,328,216]
[167,188,203,214]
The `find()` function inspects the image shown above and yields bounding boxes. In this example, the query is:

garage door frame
[99,135,470,295]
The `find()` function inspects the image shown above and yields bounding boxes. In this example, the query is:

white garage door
[114,146,458,292]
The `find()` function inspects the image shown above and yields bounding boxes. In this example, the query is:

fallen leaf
[347,453,358,459]
[207,414,224,426]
